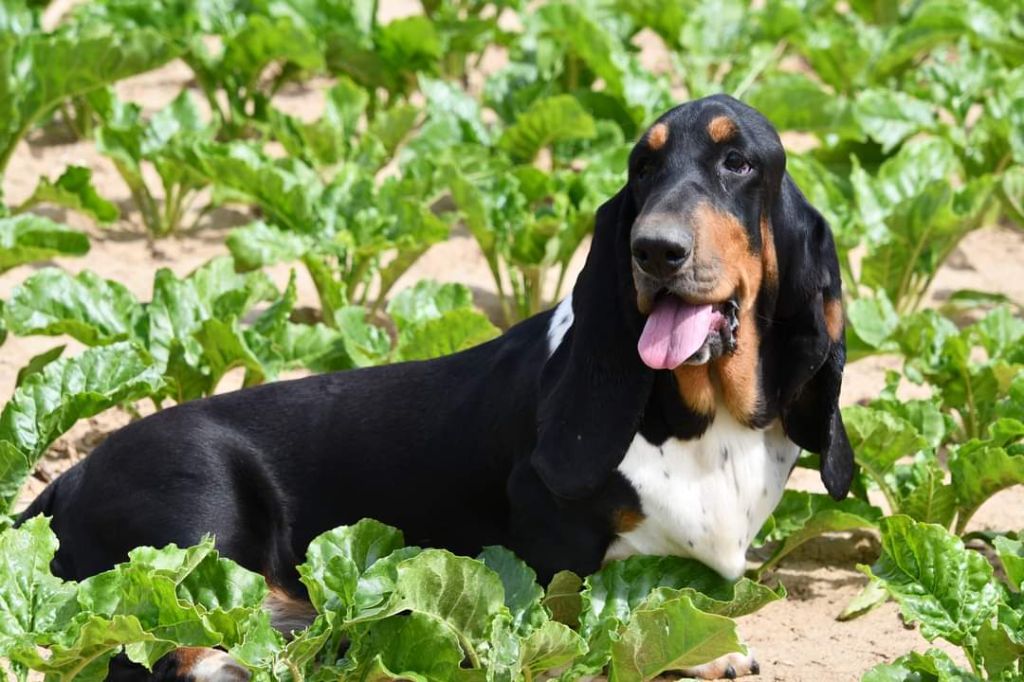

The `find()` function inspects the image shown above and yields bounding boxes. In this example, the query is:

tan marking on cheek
[613,507,646,533]
[693,204,763,311]
[647,122,669,150]
[707,116,737,143]
[673,364,716,415]
[760,216,778,289]
[824,298,844,342]
[715,312,762,423]
[690,204,766,423]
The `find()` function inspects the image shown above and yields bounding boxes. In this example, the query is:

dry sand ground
[3,12,1024,680]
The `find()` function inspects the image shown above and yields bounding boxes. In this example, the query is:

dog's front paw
[674,650,760,679]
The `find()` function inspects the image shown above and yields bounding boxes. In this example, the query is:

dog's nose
[631,234,693,279]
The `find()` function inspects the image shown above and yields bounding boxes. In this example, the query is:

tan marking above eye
[647,123,669,150]
[824,298,844,342]
[707,116,737,143]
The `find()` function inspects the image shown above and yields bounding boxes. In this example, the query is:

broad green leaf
[994,536,1024,591]
[386,280,475,329]
[844,405,928,486]
[862,516,1000,645]
[837,578,889,622]
[949,444,1024,532]
[192,317,266,388]
[478,546,545,634]
[567,555,771,679]
[4,269,143,345]
[608,595,743,681]
[846,293,900,358]
[0,342,163,511]
[862,648,981,682]
[220,14,323,88]
[419,76,490,145]
[544,571,583,628]
[298,520,405,616]
[757,491,882,573]
[746,72,858,137]
[15,345,65,388]
[874,1,970,77]
[146,257,277,372]
[0,517,76,651]
[333,306,391,367]
[0,215,89,274]
[178,141,329,235]
[976,613,1024,679]
[17,166,119,223]
[393,309,499,362]
[519,620,586,675]
[347,611,466,681]
[1,26,179,177]
[499,95,597,163]
[854,89,937,153]
[361,549,507,657]
[900,463,958,528]
[1001,165,1024,226]
[11,614,158,681]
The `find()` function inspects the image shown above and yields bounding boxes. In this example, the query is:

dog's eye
[722,151,753,175]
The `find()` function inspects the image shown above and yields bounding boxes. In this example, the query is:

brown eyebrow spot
[707,116,737,143]
[824,298,843,342]
[647,123,669,150]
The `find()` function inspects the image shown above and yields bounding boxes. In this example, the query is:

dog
[19,94,853,680]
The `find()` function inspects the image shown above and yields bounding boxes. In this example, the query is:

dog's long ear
[769,175,853,500]
[531,188,655,500]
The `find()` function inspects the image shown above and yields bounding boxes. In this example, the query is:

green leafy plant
[13,165,119,224]
[0,264,496,512]
[93,89,212,236]
[0,3,179,187]
[0,517,782,681]
[861,516,1024,680]
[0,215,90,274]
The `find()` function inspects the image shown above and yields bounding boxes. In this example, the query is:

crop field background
[1,0,1023,680]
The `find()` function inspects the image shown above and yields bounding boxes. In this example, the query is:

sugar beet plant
[2,0,1024,679]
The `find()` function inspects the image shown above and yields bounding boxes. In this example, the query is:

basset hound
[20,94,853,680]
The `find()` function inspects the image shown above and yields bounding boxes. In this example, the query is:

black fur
[19,96,854,650]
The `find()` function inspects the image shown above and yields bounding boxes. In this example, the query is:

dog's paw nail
[724,664,737,679]
[750,659,760,675]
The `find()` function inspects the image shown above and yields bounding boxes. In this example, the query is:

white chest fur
[605,412,800,579]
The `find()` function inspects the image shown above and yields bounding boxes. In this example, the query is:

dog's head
[532,94,853,501]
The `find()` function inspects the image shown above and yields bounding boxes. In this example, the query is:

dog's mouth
[637,291,739,370]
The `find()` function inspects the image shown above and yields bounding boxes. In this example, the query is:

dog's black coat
[20,95,853,600]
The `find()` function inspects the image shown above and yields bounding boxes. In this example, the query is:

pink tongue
[638,298,714,369]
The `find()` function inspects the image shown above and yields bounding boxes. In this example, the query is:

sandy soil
[3,16,1024,682]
